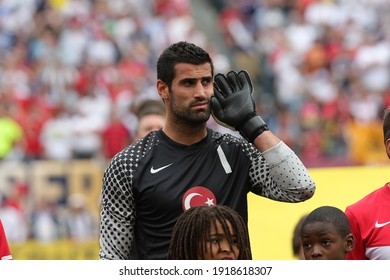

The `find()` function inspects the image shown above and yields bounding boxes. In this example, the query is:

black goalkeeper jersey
[99,128,315,259]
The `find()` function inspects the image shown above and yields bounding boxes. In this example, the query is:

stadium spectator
[39,105,73,160]
[0,102,24,160]
[0,193,28,244]
[133,98,166,141]
[101,110,132,160]
[30,197,66,243]
[64,193,98,242]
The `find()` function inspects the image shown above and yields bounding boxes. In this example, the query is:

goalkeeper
[99,41,316,260]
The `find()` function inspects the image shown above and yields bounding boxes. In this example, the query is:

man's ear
[157,80,169,101]
[345,233,355,253]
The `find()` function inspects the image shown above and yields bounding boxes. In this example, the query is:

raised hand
[211,70,268,142]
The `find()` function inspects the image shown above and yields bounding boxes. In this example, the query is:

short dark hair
[167,205,252,260]
[301,206,351,238]
[383,107,390,144]
[156,41,214,90]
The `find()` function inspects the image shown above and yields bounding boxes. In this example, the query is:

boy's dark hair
[156,41,214,90]
[301,206,351,237]
[383,107,390,144]
[167,205,252,260]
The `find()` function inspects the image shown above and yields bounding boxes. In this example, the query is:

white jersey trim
[217,145,232,174]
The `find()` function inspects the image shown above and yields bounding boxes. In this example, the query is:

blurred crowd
[1,0,389,167]
[0,180,98,244]
[0,0,229,165]
[211,0,390,166]
[1,0,390,245]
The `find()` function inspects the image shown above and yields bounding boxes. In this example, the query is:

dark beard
[170,97,211,125]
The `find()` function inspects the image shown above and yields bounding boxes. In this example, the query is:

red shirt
[0,220,12,260]
[345,183,390,259]
[101,121,131,159]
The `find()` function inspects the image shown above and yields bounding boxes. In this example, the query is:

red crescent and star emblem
[182,186,217,211]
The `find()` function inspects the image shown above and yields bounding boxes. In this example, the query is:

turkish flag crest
[182,186,217,211]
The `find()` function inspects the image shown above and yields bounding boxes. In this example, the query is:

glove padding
[211,70,268,142]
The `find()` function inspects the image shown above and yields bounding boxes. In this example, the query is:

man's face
[164,63,214,125]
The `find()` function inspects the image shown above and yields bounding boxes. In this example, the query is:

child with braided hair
[167,205,252,260]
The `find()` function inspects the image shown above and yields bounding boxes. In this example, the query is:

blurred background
[0,0,389,259]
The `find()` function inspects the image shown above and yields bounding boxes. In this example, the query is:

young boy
[167,205,252,260]
[300,206,354,260]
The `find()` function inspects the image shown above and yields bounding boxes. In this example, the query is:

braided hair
[167,205,252,260]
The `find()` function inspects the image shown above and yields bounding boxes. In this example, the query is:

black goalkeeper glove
[211,70,268,143]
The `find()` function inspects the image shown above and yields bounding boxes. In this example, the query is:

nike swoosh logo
[375,220,390,228]
[150,163,173,174]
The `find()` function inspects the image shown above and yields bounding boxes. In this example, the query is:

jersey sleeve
[248,141,316,202]
[99,152,136,260]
